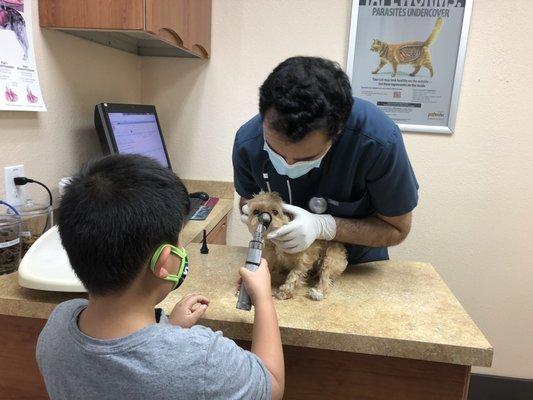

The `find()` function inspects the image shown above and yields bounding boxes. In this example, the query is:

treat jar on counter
[0,214,21,275]
[18,199,52,257]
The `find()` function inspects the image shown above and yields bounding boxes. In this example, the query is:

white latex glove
[240,204,249,225]
[267,204,337,254]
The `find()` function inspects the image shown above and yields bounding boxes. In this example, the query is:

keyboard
[189,198,219,220]
[185,198,204,222]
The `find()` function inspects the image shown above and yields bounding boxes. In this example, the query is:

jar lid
[17,199,51,216]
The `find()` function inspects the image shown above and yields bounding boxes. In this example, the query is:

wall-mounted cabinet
[38,0,211,58]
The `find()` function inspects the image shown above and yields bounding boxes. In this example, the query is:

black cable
[13,177,53,235]
[13,177,52,207]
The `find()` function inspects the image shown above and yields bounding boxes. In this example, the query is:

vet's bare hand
[169,294,210,328]
[267,204,337,253]
[237,259,272,305]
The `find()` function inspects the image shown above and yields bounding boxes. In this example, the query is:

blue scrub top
[232,97,419,265]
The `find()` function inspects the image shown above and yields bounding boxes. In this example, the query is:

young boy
[37,154,284,400]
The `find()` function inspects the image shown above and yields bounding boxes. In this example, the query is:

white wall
[391,0,533,378]
[0,10,142,204]
[142,0,533,379]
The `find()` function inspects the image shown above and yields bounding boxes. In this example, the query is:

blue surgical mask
[263,141,329,179]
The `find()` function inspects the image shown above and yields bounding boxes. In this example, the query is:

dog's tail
[425,17,444,46]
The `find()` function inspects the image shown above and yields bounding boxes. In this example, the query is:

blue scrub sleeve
[232,141,260,199]
[366,128,419,216]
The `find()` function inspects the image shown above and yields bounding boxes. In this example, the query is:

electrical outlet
[4,165,26,207]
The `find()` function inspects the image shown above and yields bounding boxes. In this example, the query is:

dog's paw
[273,288,293,300]
[308,288,325,301]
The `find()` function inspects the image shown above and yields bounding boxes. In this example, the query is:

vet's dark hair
[259,56,354,142]
[58,154,190,296]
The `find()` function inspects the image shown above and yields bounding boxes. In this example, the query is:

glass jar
[0,214,22,275]
[18,199,52,258]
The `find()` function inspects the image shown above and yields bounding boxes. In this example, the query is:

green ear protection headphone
[149,244,189,290]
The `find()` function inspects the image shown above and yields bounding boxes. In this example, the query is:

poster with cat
[347,0,472,134]
[0,0,46,111]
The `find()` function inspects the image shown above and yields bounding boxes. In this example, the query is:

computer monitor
[94,103,172,169]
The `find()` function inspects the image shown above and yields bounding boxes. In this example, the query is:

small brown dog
[246,192,347,301]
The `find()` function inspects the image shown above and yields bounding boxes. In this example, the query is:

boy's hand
[169,294,210,328]
[237,259,272,305]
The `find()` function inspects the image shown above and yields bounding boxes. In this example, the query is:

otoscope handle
[236,234,264,311]
[236,253,261,310]
[237,212,271,311]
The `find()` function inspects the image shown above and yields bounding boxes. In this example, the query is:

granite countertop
[181,179,234,245]
[0,196,234,318]
[158,244,493,367]
[0,185,493,367]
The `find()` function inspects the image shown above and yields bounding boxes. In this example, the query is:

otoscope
[236,212,272,311]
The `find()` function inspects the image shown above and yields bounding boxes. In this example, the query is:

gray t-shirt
[37,299,271,400]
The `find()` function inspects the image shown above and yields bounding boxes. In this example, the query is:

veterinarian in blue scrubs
[232,57,419,265]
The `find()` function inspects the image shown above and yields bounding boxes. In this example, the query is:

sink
[18,225,85,292]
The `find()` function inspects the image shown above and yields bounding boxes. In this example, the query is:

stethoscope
[260,157,330,214]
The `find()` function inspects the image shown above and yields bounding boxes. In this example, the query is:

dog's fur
[0,5,29,60]
[246,192,347,301]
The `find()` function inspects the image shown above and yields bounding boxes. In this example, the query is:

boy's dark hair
[58,155,190,296]
[259,56,354,143]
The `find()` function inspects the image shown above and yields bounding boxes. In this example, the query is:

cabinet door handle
[189,43,208,58]
[157,27,184,47]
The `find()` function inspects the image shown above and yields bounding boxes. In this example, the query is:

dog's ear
[283,211,294,222]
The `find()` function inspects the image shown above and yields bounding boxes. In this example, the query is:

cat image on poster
[0,1,29,60]
[370,17,443,78]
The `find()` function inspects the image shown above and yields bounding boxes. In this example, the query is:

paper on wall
[348,0,468,132]
[0,0,46,111]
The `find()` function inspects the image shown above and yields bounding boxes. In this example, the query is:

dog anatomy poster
[347,0,472,134]
[0,0,46,111]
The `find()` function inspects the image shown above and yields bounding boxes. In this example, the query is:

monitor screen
[107,112,169,168]
[94,103,172,169]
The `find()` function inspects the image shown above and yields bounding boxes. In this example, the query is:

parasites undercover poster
[347,0,469,133]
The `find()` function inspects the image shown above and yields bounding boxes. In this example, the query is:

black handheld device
[236,212,272,311]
